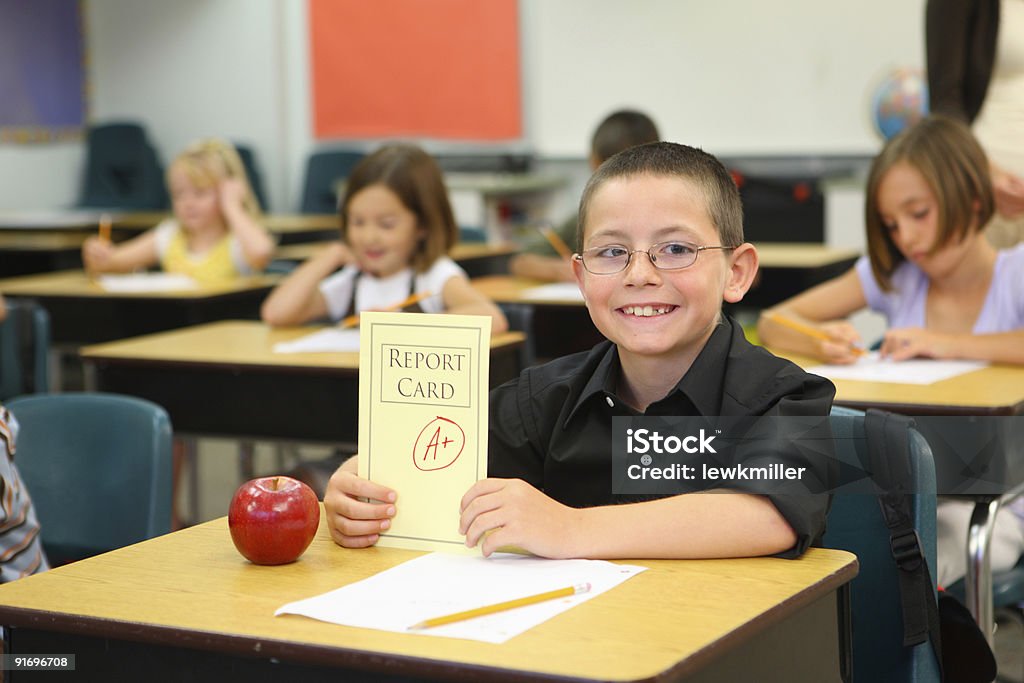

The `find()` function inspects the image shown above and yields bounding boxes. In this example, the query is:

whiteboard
[523,0,926,157]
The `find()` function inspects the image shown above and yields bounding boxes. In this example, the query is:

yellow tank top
[159,228,241,284]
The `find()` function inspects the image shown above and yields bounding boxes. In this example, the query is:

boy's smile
[573,174,755,372]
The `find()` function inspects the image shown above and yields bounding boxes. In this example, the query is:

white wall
[0,0,926,212]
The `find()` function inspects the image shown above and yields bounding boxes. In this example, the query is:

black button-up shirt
[488,316,836,558]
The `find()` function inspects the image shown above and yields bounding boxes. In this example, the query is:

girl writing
[758,114,1024,366]
[82,138,275,283]
[261,144,507,332]
[758,114,1024,586]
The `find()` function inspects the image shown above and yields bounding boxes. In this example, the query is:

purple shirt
[855,243,1024,333]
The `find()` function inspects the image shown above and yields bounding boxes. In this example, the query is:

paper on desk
[275,552,646,644]
[272,328,361,353]
[98,273,198,292]
[809,352,987,385]
[521,282,585,301]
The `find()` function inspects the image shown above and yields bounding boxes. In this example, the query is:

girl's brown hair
[865,114,994,290]
[339,144,458,272]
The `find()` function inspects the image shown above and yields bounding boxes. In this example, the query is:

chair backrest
[300,150,366,214]
[233,142,270,211]
[0,300,50,400]
[823,406,941,683]
[5,393,173,564]
[78,122,169,210]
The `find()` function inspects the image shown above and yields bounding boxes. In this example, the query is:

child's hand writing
[459,478,581,558]
[82,236,116,273]
[818,321,863,365]
[323,464,397,548]
[879,327,952,361]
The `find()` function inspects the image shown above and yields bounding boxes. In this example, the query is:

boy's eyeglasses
[574,241,736,275]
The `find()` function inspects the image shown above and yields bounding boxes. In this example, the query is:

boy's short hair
[577,141,744,248]
[865,114,995,290]
[591,110,661,164]
[339,144,459,272]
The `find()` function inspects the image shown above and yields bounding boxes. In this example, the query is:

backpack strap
[864,409,944,664]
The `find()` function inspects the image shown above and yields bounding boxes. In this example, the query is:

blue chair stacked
[823,406,942,682]
[0,300,50,400]
[300,150,366,214]
[5,393,173,564]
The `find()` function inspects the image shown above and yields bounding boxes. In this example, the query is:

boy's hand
[459,478,579,558]
[323,468,397,548]
[82,236,115,272]
[879,327,950,361]
[818,321,863,365]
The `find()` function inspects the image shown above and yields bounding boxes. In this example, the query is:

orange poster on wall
[309,0,521,141]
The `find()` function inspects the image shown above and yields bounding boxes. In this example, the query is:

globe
[871,67,929,140]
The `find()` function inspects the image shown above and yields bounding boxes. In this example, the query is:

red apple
[228,476,320,565]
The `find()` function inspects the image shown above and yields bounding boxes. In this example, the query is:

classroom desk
[112,211,341,244]
[742,243,859,308]
[273,241,518,278]
[0,514,858,682]
[0,232,86,276]
[774,350,1024,643]
[0,270,279,346]
[81,320,525,445]
[471,275,601,361]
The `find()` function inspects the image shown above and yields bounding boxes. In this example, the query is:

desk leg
[965,498,1000,645]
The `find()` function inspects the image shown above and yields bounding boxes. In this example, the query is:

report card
[358,312,491,553]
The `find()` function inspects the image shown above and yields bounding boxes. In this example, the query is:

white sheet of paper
[272,328,361,353]
[275,552,646,644]
[521,282,585,301]
[809,352,987,385]
[98,273,198,292]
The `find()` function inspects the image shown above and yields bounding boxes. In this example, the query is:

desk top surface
[275,241,518,263]
[0,270,279,299]
[775,350,1024,415]
[752,243,859,268]
[0,514,856,682]
[82,320,524,371]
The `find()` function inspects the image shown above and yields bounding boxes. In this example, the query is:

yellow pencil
[764,311,865,356]
[98,213,112,242]
[338,290,433,329]
[408,582,591,631]
[538,224,573,260]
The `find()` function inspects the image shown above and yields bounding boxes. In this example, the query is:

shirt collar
[564,317,736,424]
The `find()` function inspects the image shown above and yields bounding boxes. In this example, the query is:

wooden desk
[274,241,518,278]
[743,243,859,308]
[472,275,602,361]
[0,270,279,346]
[0,232,86,276]
[82,320,525,444]
[0,515,857,682]
[776,350,1024,642]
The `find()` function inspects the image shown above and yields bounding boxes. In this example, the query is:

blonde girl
[82,139,275,283]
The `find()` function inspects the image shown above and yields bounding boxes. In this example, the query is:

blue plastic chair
[77,122,168,210]
[823,406,942,682]
[0,299,50,400]
[233,142,270,211]
[300,150,366,213]
[5,393,173,564]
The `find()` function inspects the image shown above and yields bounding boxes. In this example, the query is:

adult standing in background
[927,0,1024,248]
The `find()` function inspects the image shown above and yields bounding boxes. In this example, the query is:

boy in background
[510,110,660,282]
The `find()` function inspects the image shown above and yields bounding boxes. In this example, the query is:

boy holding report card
[326,142,835,560]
